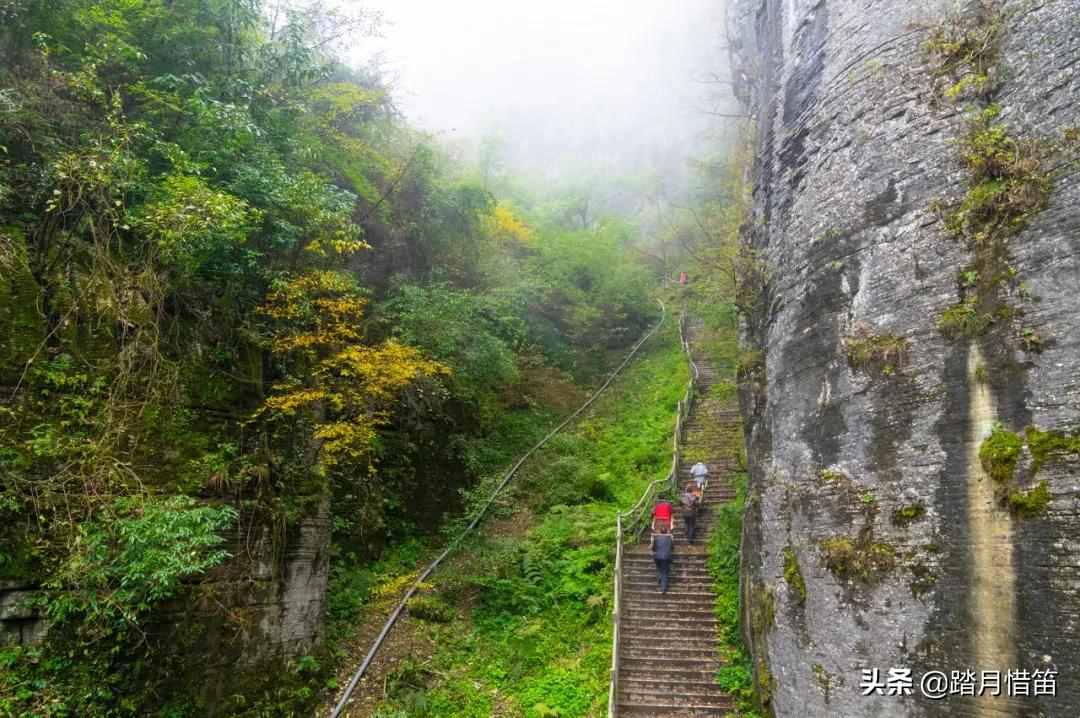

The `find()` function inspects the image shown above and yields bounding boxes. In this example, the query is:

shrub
[407,595,455,623]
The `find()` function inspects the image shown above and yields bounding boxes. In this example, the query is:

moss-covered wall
[729,0,1080,714]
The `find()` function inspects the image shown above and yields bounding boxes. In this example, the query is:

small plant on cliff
[937,297,993,338]
[843,327,909,375]
[944,106,1053,246]
[819,530,896,584]
[891,503,926,527]
[922,0,1003,101]
[782,547,807,605]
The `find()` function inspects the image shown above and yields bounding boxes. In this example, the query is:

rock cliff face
[0,500,331,712]
[728,0,1080,715]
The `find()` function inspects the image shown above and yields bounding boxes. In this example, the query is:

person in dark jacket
[650,524,674,593]
[680,482,699,544]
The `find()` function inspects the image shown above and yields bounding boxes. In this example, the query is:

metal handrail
[608,309,698,717]
[330,301,670,718]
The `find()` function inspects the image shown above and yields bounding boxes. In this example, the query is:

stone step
[623,557,710,569]
[623,617,717,633]
[617,626,717,639]
[619,645,719,662]
[623,591,714,604]
[623,566,711,578]
[626,591,717,604]
[623,583,714,595]
[623,606,717,621]
[615,700,734,716]
[618,656,720,673]
[618,677,728,695]
[618,688,731,706]
[623,569,711,582]
[623,588,714,600]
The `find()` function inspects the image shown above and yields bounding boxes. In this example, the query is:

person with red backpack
[652,498,673,533]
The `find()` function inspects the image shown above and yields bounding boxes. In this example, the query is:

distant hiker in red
[652,499,673,533]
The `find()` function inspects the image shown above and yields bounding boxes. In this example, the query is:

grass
[707,473,760,716]
[357,319,690,717]
[843,330,908,375]
[937,297,993,338]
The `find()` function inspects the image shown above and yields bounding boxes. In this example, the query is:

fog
[351,0,735,188]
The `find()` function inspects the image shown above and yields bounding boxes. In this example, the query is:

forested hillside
[0,2,676,714]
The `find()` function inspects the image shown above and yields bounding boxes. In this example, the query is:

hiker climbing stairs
[614,318,741,717]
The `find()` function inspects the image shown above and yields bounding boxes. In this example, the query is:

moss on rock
[819,531,896,584]
[1025,426,1080,475]
[891,503,926,527]
[782,546,806,605]
[1007,480,1051,518]
[978,423,1022,484]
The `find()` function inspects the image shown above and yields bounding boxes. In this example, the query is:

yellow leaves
[304,236,371,258]
[260,271,367,352]
[313,421,378,465]
[487,203,533,244]
[258,271,449,468]
[318,339,448,399]
[263,388,327,415]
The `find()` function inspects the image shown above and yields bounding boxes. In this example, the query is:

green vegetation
[819,532,897,584]
[811,663,834,705]
[923,0,1002,102]
[355,324,688,718]
[944,105,1052,245]
[708,473,761,717]
[0,0,662,713]
[976,424,1072,517]
[891,503,926,527]
[782,546,807,605]
[923,4,1061,348]
[937,297,994,338]
[1025,426,1080,475]
[978,423,1023,485]
[818,468,848,484]
[1,496,237,715]
[1007,481,1051,518]
[843,329,908,375]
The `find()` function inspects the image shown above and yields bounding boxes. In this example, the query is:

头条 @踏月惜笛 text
[859,667,1057,699]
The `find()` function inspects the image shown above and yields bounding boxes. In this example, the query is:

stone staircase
[614,321,741,717]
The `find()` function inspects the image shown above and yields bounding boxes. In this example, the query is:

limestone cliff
[728,0,1080,715]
